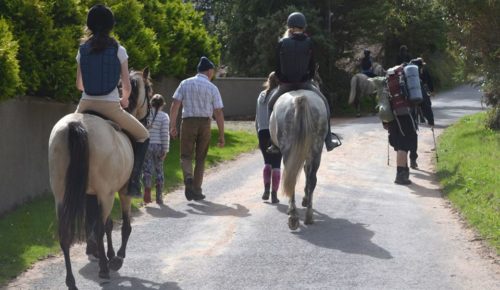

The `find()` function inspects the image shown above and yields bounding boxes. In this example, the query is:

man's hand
[217,136,225,148]
[170,126,178,139]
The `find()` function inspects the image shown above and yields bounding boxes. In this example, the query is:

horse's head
[127,67,152,125]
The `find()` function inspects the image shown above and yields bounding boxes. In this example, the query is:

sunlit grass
[437,112,499,253]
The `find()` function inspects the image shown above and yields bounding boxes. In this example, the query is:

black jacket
[275,33,315,83]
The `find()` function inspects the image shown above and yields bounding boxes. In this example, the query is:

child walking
[143,94,170,204]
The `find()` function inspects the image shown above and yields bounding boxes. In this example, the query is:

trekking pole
[431,127,439,162]
[387,139,390,166]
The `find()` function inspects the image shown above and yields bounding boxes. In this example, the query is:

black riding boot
[127,139,150,197]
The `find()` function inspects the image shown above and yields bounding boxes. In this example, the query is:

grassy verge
[437,112,499,253]
[0,129,256,285]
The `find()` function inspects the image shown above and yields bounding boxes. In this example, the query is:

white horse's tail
[348,74,358,105]
[282,95,314,198]
[58,121,89,245]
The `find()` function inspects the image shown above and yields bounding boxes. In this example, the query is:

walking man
[170,56,225,201]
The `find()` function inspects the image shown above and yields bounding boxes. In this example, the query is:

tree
[439,0,500,130]
[0,18,21,100]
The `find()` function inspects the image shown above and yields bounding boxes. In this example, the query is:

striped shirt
[147,110,170,153]
[173,73,223,118]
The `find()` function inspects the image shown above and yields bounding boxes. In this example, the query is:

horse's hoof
[98,270,110,279]
[288,216,300,230]
[108,256,124,271]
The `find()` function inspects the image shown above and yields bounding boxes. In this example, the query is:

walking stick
[387,138,390,166]
[431,127,439,162]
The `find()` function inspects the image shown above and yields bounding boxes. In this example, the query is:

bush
[0,18,21,101]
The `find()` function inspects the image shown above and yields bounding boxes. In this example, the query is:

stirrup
[266,144,280,154]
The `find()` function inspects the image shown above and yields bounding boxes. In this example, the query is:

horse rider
[75,4,150,197]
[360,49,376,77]
[267,12,339,153]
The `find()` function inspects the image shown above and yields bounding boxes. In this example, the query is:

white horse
[349,62,385,116]
[269,90,328,230]
[48,69,151,289]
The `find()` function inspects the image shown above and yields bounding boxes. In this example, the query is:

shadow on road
[145,204,188,219]
[78,261,181,290]
[186,200,251,217]
[275,204,393,259]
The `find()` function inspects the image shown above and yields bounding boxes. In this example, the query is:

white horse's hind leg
[288,195,300,230]
[303,153,321,225]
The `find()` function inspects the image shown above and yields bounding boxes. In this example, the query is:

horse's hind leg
[303,154,321,225]
[109,190,132,271]
[288,194,300,230]
[58,204,78,290]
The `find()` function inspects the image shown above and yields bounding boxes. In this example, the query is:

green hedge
[0,18,21,101]
[0,0,221,102]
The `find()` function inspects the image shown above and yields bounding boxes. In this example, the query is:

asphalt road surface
[7,85,499,290]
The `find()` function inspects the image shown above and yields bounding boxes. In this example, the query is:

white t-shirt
[76,45,128,102]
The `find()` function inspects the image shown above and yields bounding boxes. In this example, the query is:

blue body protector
[79,43,121,96]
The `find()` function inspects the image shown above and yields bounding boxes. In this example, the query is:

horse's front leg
[105,218,115,260]
[288,194,299,230]
[109,192,132,271]
[96,214,110,279]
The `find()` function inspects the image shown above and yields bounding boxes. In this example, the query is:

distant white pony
[349,62,385,116]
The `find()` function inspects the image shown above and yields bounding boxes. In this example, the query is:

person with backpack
[256,72,282,204]
[142,94,170,204]
[75,4,149,197]
[408,57,435,169]
[360,49,376,77]
[266,12,340,154]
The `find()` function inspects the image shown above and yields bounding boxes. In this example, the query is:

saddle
[82,110,122,132]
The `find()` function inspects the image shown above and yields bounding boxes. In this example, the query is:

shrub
[0,18,21,101]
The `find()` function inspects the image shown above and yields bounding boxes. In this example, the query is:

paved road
[7,86,499,289]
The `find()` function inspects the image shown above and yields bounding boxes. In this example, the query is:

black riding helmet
[87,4,114,33]
[364,49,371,56]
[287,12,307,29]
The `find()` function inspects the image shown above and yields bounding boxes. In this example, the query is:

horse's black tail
[58,121,89,245]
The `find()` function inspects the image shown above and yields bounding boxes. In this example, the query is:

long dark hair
[149,94,165,128]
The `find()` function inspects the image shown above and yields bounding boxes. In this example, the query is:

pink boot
[271,169,281,203]
[262,164,271,200]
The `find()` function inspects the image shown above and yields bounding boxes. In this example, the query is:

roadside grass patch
[437,112,499,253]
[0,129,256,286]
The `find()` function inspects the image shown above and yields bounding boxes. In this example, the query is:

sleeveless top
[79,42,121,96]
[278,34,312,83]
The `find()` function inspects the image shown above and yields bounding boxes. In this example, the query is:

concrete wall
[155,77,266,119]
[0,97,76,214]
[0,77,264,214]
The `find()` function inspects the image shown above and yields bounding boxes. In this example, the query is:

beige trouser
[180,117,211,191]
[76,99,149,142]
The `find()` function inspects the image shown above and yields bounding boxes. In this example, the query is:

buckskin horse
[48,68,151,289]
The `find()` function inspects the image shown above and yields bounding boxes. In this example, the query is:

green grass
[437,112,500,253]
[0,129,256,286]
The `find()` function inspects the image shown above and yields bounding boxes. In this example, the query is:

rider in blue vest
[75,4,150,197]
[267,12,340,153]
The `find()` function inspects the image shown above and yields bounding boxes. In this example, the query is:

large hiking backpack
[386,64,423,116]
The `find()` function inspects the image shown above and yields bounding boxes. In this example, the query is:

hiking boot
[192,188,206,201]
[394,168,411,185]
[271,191,280,204]
[184,178,194,201]
[410,159,418,169]
[266,144,280,154]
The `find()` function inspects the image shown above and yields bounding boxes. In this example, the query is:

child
[142,94,170,204]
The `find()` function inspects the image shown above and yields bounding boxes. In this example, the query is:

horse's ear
[143,67,150,79]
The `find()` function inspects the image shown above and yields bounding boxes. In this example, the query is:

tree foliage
[0,18,21,100]
[0,0,219,102]
[440,0,500,130]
